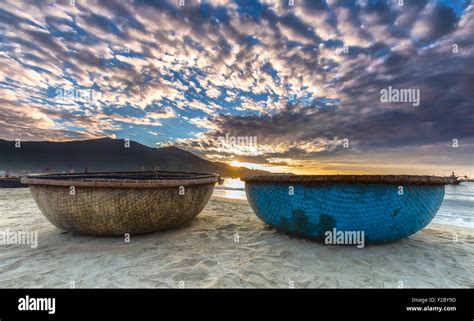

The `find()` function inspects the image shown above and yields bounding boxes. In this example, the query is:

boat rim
[21,171,220,188]
[241,174,455,185]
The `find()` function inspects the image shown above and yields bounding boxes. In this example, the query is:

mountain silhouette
[0,138,268,177]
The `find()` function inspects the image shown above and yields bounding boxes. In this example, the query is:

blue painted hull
[245,183,445,242]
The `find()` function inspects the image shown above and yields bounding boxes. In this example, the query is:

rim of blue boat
[241,174,454,185]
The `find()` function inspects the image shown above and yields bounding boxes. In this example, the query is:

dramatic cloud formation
[0,0,472,174]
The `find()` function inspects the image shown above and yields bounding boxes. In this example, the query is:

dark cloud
[0,0,472,173]
[414,4,460,42]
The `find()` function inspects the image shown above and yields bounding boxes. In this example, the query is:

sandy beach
[0,188,473,288]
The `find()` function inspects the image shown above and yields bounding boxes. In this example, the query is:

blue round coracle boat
[242,175,454,243]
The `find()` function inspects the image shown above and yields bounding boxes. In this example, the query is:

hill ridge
[0,138,268,178]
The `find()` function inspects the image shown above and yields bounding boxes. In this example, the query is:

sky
[0,0,473,176]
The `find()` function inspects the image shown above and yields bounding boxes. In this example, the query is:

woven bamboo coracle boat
[242,175,455,242]
[22,171,220,236]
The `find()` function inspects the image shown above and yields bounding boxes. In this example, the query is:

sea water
[214,179,474,229]
[436,183,474,228]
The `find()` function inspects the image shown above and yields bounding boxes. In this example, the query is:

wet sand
[0,189,473,288]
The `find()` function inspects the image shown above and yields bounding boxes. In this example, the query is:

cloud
[0,0,472,174]
[412,3,460,42]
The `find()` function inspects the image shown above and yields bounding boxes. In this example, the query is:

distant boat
[449,172,462,185]
[0,176,27,188]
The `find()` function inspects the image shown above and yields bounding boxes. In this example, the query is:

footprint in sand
[203,259,218,267]
[216,224,238,231]
[279,250,292,258]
